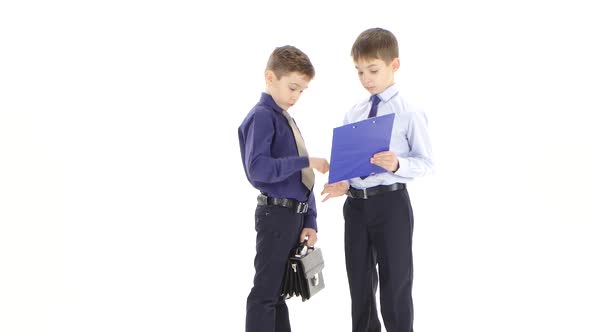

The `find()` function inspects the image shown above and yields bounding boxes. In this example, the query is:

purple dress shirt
[238,92,317,231]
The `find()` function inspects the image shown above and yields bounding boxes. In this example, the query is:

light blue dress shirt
[344,85,434,190]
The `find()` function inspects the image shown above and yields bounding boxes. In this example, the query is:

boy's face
[354,57,399,95]
[265,71,310,111]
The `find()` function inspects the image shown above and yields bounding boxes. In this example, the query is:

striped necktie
[282,111,315,191]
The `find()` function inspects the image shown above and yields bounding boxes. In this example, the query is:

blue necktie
[360,95,382,180]
[368,94,381,118]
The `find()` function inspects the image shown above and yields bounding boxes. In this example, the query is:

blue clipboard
[328,113,395,183]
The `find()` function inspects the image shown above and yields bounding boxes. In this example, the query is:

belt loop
[361,188,368,199]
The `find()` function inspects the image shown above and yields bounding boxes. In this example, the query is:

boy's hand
[370,151,399,172]
[309,157,330,174]
[321,181,349,202]
[300,228,317,247]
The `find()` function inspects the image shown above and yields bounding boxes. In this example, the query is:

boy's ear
[391,58,400,72]
[264,70,276,85]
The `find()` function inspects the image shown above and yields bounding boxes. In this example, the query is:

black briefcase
[281,241,325,301]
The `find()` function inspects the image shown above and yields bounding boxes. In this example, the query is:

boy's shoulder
[341,96,369,124]
[396,88,428,114]
[247,97,276,115]
[241,100,279,126]
[346,96,371,114]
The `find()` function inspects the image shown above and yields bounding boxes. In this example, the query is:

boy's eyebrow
[355,64,379,69]
[289,82,305,89]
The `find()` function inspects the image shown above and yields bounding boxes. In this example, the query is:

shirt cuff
[303,215,317,232]
[394,157,409,177]
[295,156,309,170]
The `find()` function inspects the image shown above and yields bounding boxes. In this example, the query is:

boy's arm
[244,111,309,183]
[302,191,317,231]
[394,110,434,178]
[298,190,318,246]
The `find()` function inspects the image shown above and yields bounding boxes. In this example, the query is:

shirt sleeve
[303,191,317,231]
[394,110,435,178]
[243,111,309,183]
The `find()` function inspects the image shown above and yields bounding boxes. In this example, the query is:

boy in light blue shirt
[322,28,433,332]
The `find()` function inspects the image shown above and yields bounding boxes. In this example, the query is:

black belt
[347,183,406,199]
[257,193,309,214]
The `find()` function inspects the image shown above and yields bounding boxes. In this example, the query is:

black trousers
[344,188,414,332]
[246,204,303,332]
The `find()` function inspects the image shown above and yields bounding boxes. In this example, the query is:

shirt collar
[260,92,284,114]
[375,84,400,103]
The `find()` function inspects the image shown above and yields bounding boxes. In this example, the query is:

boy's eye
[370,70,378,74]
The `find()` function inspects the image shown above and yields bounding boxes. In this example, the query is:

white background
[1,1,589,331]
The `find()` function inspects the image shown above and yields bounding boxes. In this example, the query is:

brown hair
[351,28,399,63]
[266,45,315,80]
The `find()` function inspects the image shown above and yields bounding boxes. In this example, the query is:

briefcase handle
[294,239,315,257]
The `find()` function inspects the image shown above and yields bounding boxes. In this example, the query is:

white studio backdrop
[1,1,589,331]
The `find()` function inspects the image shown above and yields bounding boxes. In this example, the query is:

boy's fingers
[374,151,394,158]
[300,230,310,243]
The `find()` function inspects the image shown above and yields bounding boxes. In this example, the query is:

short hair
[266,45,315,80]
[351,28,399,63]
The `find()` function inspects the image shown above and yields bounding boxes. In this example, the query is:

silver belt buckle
[361,188,368,199]
[257,194,268,205]
[296,202,308,213]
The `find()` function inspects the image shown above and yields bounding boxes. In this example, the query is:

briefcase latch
[311,273,319,286]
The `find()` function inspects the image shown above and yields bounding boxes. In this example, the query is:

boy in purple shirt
[238,45,329,332]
